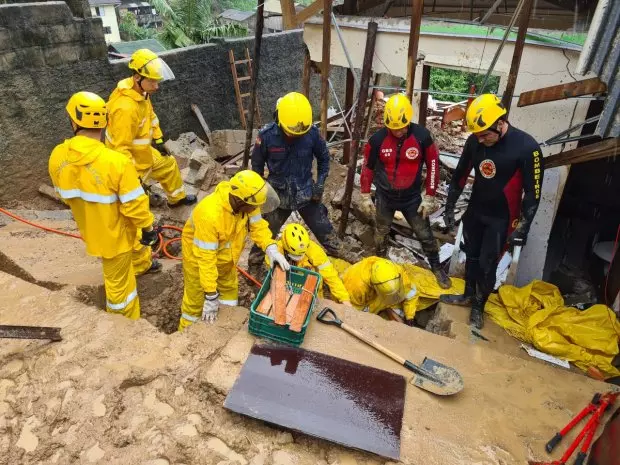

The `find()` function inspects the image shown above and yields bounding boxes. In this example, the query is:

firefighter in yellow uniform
[342,257,419,325]
[179,170,290,330]
[267,224,351,304]
[106,49,196,274]
[49,92,157,320]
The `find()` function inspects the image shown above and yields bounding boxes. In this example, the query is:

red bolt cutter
[529,391,618,465]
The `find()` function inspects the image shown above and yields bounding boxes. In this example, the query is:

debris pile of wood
[256,267,318,332]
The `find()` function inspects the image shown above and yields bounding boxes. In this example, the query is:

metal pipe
[332,11,359,89]
[320,0,333,138]
[543,115,601,145]
[480,0,524,93]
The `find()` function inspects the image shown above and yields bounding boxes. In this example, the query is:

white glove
[417,194,439,219]
[202,293,219,323]
[359,193,375,217]
[265,244,290,271]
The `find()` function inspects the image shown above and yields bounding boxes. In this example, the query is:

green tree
[429,68,500,103]
[149,0,248,48]
[119,11,158,41]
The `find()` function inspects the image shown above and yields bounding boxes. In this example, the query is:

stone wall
[0,1,345,203]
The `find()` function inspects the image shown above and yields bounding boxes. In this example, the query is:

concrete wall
[0,2,339,203]
[90,4,121,43]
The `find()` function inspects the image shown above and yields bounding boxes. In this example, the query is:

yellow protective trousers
[178,239,239,331]
[102,250,140,320]
[140,148,186,204]
[131,228,154,276]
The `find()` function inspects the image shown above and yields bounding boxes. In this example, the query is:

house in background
[118,1,163,29]
[108,38,167,58]
[89,0,121,43]
[218,9,256,34]
[263,0,305,33]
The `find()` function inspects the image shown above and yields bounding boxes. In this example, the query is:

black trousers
[462,209,509,299]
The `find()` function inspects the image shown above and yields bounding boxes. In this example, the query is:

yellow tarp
[486,280,620,378]
[331,257,465,314]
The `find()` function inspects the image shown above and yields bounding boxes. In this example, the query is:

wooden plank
[544,138,619,169]
[272,267,288,325]
[234,59,250,64]
[237,76,251,82]
[190,104,212,143]
[289,274,319,332]
[517,77,607,108]
[257,292,273,315]
[285,293,301,324]
[279,0,297,30]
[294,0,325,24]
[320,0,332,139]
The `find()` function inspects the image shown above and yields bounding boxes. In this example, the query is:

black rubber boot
[428,253,452,289]
[439,292,472,306]
[146,259,163,274]
[469,294,486,329]
[168,194,197,208]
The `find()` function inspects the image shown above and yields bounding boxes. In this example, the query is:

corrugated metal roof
[89,0,121,6]
[219,9,255,22]
[108,39,166,55]
[576,0,620,138]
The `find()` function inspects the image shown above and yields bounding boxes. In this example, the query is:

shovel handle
[316,308,343,327]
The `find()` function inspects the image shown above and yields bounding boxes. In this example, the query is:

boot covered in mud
[440,257,478,305]
[469,293,486,329]
[428,253,452,289]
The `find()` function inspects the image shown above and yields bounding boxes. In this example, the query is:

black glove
[443,203,456,231]
[507,227,528,247]
[311,183,324,202]
[404,318,416,327]
[153,138,169,156]
[140,227,159,246]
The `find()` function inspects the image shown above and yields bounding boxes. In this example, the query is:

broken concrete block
[210,129,258,159]
[190,148,214,166]
[38,184,62,204]
[181,164,209,187]
[189,158,202,171]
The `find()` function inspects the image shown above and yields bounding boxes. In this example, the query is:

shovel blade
[410,357,464,396]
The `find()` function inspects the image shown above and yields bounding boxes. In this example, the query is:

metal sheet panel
[577,0,620,138]
[224,344,406,459]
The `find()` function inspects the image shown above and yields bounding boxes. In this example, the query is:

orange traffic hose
[0,208,262,288]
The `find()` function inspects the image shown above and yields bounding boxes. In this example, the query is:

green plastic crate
[249,265,322,346]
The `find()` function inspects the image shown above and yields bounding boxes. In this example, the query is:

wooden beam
[501,0,534,113]
[544,138,619,169]
[339,21,378,237]
[320,0,332,139]
[242,0,264,169]
[342,68,355,165]
[302,47,312,98]
[418,64,431,127]
[405,0,423,102]
[295,0,325,24]
[190,104,212,144]
[280,0,297,30]
[517,77,607,108]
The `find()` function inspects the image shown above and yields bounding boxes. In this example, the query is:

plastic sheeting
[486,280,620,379]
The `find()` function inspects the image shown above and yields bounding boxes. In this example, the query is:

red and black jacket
[361,124,439,201]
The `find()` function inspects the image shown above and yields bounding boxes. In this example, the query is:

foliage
[429,68,500,103]
[119,11,158,41]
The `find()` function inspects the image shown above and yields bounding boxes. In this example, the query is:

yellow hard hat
[466,93,507,133]
[129,49,175,82]
[65,91,107,129]
[282,223,310,257]
[277,92,312,136]
[229,170,269,205]
[370,259,401,296]
[384,94,413,130]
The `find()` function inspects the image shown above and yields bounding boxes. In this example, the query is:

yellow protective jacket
[48,135,153,258]
[183,181,276,293]
[269,239,350,303]
[342,257,418,320]
[106,77,163,172]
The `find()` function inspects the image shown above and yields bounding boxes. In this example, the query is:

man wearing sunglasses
[440,94,544,329]
[249,92,342,273]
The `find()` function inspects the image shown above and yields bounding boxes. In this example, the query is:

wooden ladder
[229,48,261,129]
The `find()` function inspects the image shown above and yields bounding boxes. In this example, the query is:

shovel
[317,308,464,396]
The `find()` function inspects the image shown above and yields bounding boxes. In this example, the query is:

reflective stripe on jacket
[182,181,276,293]
[48,135,153,258]
[106,77,164,172]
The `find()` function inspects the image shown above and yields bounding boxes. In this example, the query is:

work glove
[265,244,291,271]
[359,193,375,217]
[443,203,456,231]
[153,138,169,156]
[507,226,528,248]
[417,194,439,220]
[404,318,416,327]
[311,183,324,202]
[140,227,159,246]
[202,292,219,323]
